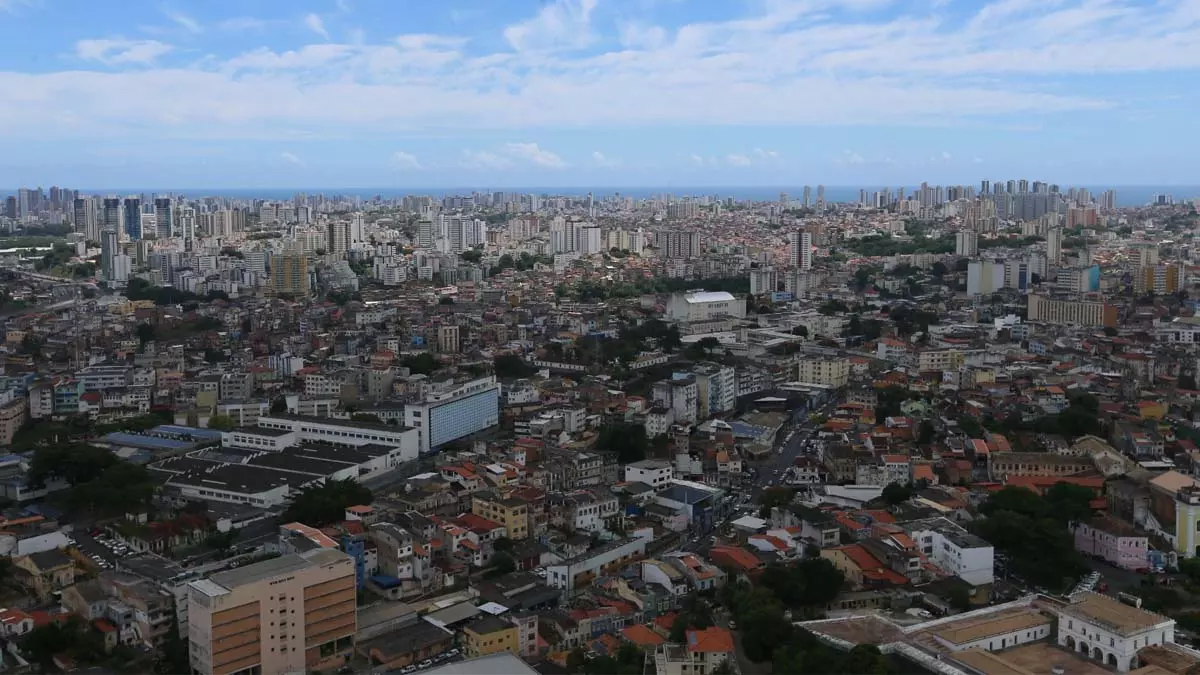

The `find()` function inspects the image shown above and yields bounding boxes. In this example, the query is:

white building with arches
[1055,592,1175,672]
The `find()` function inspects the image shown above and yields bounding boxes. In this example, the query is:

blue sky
[0,0,1198,189]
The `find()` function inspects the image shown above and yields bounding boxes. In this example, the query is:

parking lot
[384,648,462,674]
[73,530,136,570]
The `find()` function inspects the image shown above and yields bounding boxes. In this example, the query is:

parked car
[419,659,433,669]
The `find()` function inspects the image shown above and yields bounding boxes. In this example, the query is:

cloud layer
[6,0,1194,144]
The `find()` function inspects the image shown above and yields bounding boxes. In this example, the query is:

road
[750,400,837,499]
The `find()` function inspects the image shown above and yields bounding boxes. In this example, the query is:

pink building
[1073,516,1149,571]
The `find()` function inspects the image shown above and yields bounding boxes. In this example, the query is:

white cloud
[390,151,422,170]
[973,157,984,163]
[592,151,620,167]
[280,151,305,166]
[690,154,708,167]
[618,21,667,50]
[726,153,752,166]
[163,8,202,33]
[836,150,865,165]
[504,0,597,52]
[304,13,330,40]
[941,151,952,160]
[505,142,567,168]
[335,0,351,12]
[754,148,780,159]
[218,17,268,31]
[0,0,34,14]
[19,0,1200,142]
[75,39,173,65]
[224,45,356,71]
[461,150,513,170]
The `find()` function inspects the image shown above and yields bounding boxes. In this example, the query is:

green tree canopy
[281,479,373,527]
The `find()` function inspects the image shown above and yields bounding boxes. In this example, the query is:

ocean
[60,185,1200,208]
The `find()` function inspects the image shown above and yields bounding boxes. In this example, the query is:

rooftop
[202,549,347,592]
[1058,591,1171,636]
[930,608,1051,646]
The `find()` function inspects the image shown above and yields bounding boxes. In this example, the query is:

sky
[0,0,1198,189]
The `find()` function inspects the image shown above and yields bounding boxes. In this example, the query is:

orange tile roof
[622,624,666,647]
[687,627,735,653]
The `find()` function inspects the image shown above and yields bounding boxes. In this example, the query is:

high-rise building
[100,230,118,281]
[955,231,979,256]
[788,231,812,270]
[101,198,122,236]
[1134,264,1183,295]
[660,230,701,259]
[967,261,1005,296]
[326,221,350,256]
[178,207,196,250]
[271,251,311,297]
[187,548,357,675]
[154,198,173,239]
[749,266,777,295]
[122,198,141,241]
[802,186,811,208]
[72,198,97,239]
[1046,228,1063,263]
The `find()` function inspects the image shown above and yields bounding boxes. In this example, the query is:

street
[750,400,836,499]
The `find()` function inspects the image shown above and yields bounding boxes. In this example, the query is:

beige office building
[187,549,356,675]
[796,358,850,387]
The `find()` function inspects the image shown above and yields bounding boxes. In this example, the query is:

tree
[460,248,484,264]
[207,415,237,431]
[136,322,157,349]
[881,482,913,505]
[758,487,795,518]
[948,586,972,611]
[918,419,936,445]
[493,537,514,552]
[270,397,288,414]
[282,479,373,527]
[1181,373,1198,391]
[792,325,809,338]
[486,551,516,578]
[595,422,649,464]
[401,352,439,375]
[696,336,722,355]
[439,296,455,305]
[930,261,948,278]
[493,354,535,379]
[1103,326,1119,337]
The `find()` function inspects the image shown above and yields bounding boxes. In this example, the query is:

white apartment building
[693,364,736,418]
[625,460,673,489]
[255,415,420,461]
[402,376,501,454]
[1056,592,1175,672]
[902,517,994,585]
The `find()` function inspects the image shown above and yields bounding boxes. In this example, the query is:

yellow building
[1137,400,1166,421]
[472,492,529,540]
[271,251,311,297]
[187,548,356,675]
[463,616,520,658]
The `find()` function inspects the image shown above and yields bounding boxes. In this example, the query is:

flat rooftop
[950,643,1112,675]
[204,549,346,592]
[930,608,1050,646]
[803,616,904,645]
[1058,591,1170,636]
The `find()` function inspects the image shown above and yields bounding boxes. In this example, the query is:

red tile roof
[622,624,666,647]
[687,627,735,653]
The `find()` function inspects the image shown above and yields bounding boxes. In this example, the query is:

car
[400,666,417,674]
[419,659,433,669]
[336,666,354,674]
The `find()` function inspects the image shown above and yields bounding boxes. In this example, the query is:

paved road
[750,400,837,499]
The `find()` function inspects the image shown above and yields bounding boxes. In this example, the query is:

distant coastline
[17,185,1200,208]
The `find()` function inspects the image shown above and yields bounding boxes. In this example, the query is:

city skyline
[1,0,1199,187]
